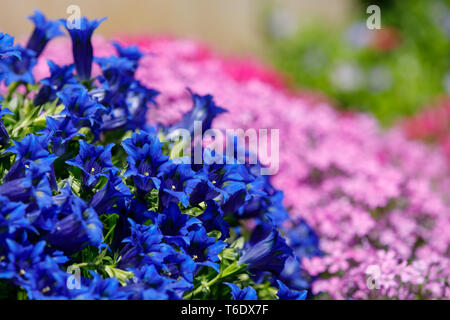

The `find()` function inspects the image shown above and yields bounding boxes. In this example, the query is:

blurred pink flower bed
[35,36,450,299]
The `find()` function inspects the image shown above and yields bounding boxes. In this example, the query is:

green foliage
[270,0,450,126]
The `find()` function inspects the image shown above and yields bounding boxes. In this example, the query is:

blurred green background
[270,0,450,125]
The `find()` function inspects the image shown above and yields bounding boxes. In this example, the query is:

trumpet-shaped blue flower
[158,161,201,208]
[238,224,292,276]
[34,61,77,105]
[112,42,144,66]
[40,116,82,156]
[153,203,200,248]
[225,283,257,300]
[26,10,63,57]
[65,17,106,80]
[118,219,163,269]
[89,171,132,215]
[276,280,307,300]
[0,195,33,242]
[185,224,227,273]
[165,89,227,136]
[0,33,20,59]
[0,46,37,85]
[47,184,103,254]
[66,140,116,190]
[122,131,168,196]
[197,200,230,240]
[57,85,106,135]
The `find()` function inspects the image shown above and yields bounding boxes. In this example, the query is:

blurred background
[0,0,355,55]
[1,0,450,140]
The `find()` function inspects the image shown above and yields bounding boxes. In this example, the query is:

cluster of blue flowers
[0,10,320,300]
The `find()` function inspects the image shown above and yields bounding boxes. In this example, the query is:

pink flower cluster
[36,36,450,299]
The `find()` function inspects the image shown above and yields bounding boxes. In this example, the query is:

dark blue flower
[118,219,163,269]
[66,140,116,191]
[238,224,293,276]
[34,61,77,105]
[0,161,54,212]
[88,171,132,215]
[0,195,34,242]
[19,255,71,299]
[0,33,21,59]
[40,116,82,156]
[112,41,144,67]
[185,224,227,273]
[197,200,230,240]
[276,280,307,300]
[47,184,103,254]
[57,85,106,136]
[0,239,67,283]
[0,106,13,146]
[284,218,321,259]
[0,46,37,85]
[279,219,321,291]
[122,131,168,196]
[74,271,129,300]
[121,264,191,300]
[125,81,159,130]
[225,283,257,300]
[3,133,55,183]
[165,89,227,137]
[65,17,106,81]
[26,10,63,57]
[153,203,200,248]
[189,149,247,206]
[157,161,201,209]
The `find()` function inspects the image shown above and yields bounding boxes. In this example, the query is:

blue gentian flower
[0,240,46,280]
[153,203,200,248]
[0,46,37,85]
[26,10,63,57]
[189,149,247,206]
[74,271,129,300]
[284,218,321,259]
[276,280,307,300]
[0,239,67,282]
[121,264,190,300]
[66,140,116,190]
[47,184,103,254]
[0,106,13,146]
[0,33,21,59]
[165,89,227,137]
[0,161,54,210]
[3,133,55,182]
[25,260,69,299]
[57,85,107,136]
[225,283,257,300]
[238,224,293,276]
[112,41,144,67]
[197,200,230,240]
[125,81,159,130]
[185,224,227,273]
[88,171,132,215]
[118,219,163,268]
[157,160,201,208]
[153,247,196,285]
[34,61,77,105]
[65,17,106,80]
[122,131,168,196]
[40,116,82,156]
[279,219,321,291]
[0,195,33,242]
